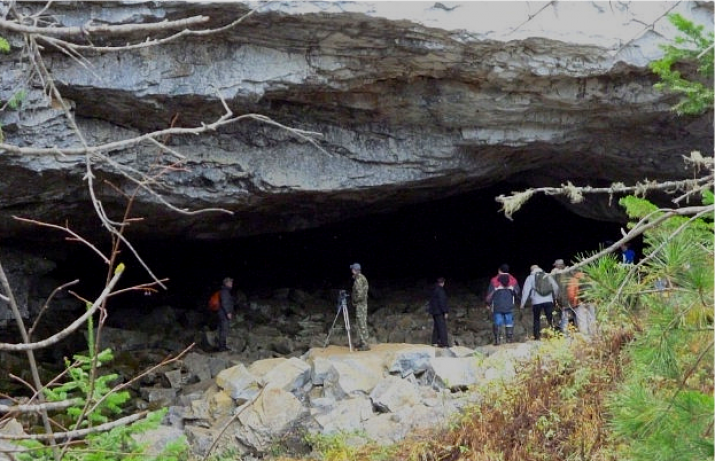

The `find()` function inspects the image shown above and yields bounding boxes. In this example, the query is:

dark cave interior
[42,183,631,310]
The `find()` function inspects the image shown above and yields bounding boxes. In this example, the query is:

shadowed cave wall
[44,183,627,310]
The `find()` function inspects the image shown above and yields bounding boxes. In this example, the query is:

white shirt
[520,270,559,308]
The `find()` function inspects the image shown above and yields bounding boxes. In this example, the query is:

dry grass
[275,330,631,461]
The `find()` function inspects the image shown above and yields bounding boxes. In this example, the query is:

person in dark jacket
[217,277,235,352]
[428,277,450,348]
[485,264,521,345]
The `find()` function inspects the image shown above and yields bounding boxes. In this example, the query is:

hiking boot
[356,343,371,351]
[492,325,500,345]
[506,327,514,343]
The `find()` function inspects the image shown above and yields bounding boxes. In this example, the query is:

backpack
[491,286,515,308]
[208,290,221,312]
[553,272,573,307]
[534,272,554,296]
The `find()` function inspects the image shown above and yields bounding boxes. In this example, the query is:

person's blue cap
[350,263,361,271]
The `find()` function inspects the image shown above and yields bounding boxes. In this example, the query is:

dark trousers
[431,313,449,347]
[532,302,554,339]
[218,312,229,348]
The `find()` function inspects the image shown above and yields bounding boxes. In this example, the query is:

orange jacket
[567,272,586,307]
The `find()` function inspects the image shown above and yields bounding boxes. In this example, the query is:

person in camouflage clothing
[350,263,370,351]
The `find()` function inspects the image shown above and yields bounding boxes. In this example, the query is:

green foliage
[42,302,129,426]
[16,302,188,461]
[7,89,27,110]
[304,431,361,461]
[649,13,714,115]
[43,348,129,426]
[585,195,715,461]
[0,34,21,141]
[19,408,187,461]
[207,447,242,461]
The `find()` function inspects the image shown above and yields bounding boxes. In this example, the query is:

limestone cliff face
[0,1,712,241]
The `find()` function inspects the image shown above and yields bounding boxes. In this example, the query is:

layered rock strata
[0,1,711,242]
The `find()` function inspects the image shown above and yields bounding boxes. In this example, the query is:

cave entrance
[96,183,627,308]
[2,182,629,394]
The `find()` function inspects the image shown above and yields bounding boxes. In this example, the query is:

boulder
[235,387,308,451]
[215,364,261,404]
[422,357,483,391]
[370,375,420,413]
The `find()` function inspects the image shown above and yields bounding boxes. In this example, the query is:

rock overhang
[0,1,712,244]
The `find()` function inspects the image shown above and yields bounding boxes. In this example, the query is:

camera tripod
[324,290,353,352]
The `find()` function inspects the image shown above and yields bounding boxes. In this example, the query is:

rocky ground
[1,280,563,460]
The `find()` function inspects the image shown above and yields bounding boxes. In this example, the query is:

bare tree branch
[31,5,264,53]
[84,343,194,423]
[496,175,713,220]
[611,1,682,56]
[0,259,58,457]
[0,266,124,351]
[510,1,557,34]
[12,217,110,264]
[201,385,265,461]
[28,279,80,339]
[0,16,210,36]
[0,399,83,414]
[0,411,147,441]
[0,112,322,157]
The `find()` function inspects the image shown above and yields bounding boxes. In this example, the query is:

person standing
[551,259,575,333]
[486,264,521,345]
[567,270,597,336]
[520,265,559,340]
[428,277,450,348]
[620,243,636,264]
[350,263,370,351]
[217,277,235,352]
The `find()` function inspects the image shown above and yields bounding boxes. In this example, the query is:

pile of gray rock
[142,341,540,458]
[1,281,551,460]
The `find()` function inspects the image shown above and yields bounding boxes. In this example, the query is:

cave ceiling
[0,1,712,245]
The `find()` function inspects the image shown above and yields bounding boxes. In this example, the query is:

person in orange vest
[567,271,597,336]
[567,271,585,307]
[552,259,575,334]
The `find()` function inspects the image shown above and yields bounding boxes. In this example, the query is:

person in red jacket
[485,264,521,345]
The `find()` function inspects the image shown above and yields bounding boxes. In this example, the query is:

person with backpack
[428,276,450,348]
[551,258,575,334]
[216,277,235,352]
[485,264,521,345]
[520,265,559,340]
